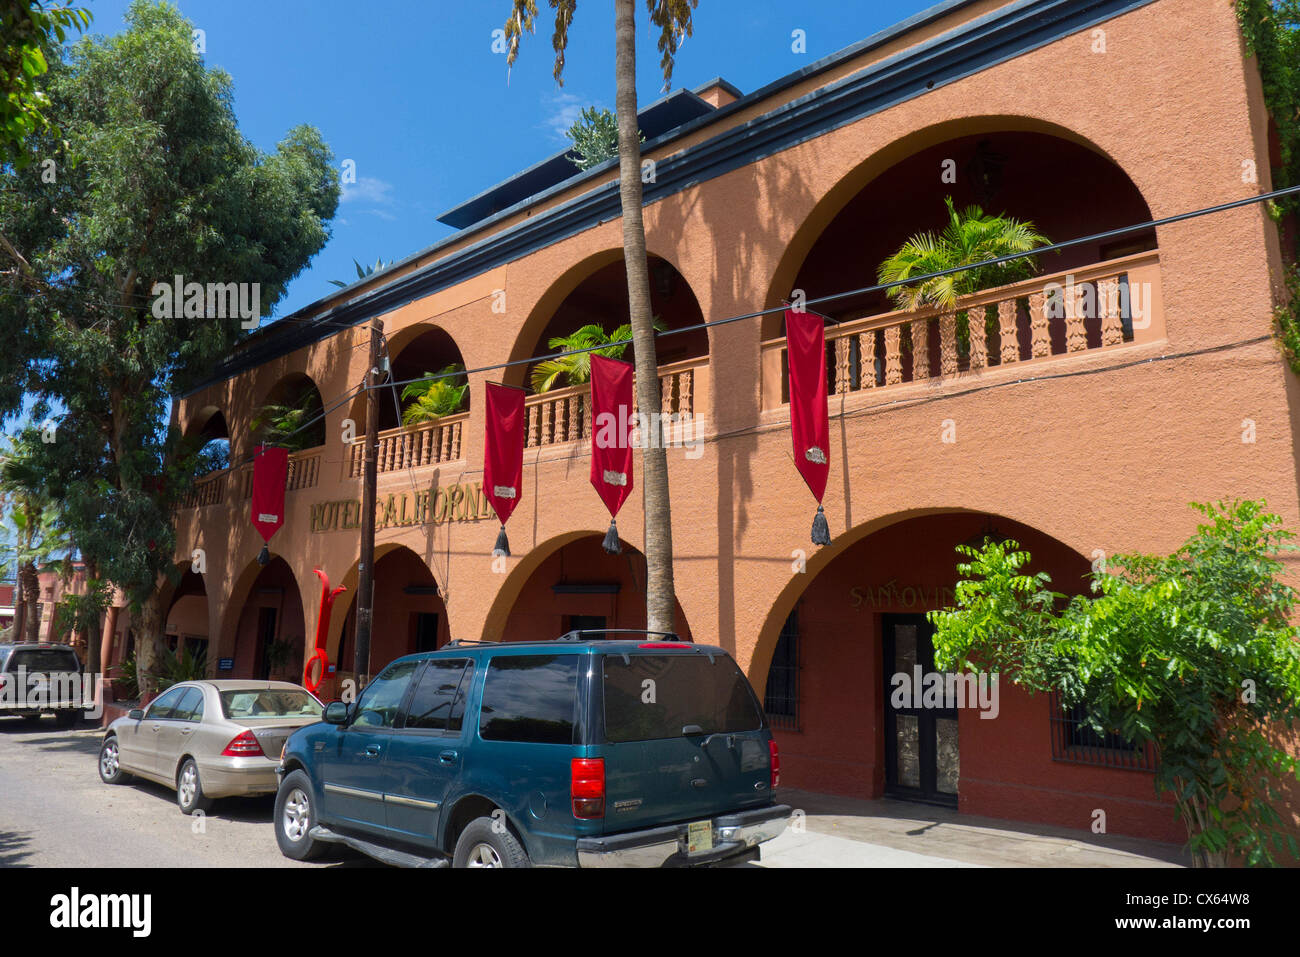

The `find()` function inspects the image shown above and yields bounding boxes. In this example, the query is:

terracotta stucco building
[99,0,1300,844]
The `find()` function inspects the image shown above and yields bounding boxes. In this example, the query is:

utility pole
[353,316,383,689]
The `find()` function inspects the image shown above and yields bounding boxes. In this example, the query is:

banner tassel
[811,504,831,546]
[493,524,510,557]
[257,544,270,566]
[602,519,623,555]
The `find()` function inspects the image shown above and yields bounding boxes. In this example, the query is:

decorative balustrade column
[1029,291,1051,358]
[1065,282,1088,353]
[884,326,903,385]
[998,299,1019,365]
[526,406,539,448]
[835,337,851,394]
[859,331,878,387]
[969,308,988,370]
[1098,277,1124,346]
[939,313,958,377]
[541,402,553,447]
[910,318,929,381]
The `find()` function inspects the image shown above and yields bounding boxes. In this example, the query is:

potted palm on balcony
[878,196,1050,361]
[401,363,468,426]
[530,320,665,393]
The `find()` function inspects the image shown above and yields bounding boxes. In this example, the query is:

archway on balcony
[509,252,707,390]
[184,406,230,478]
[762,126,1157,394]
[482,531,693,644]
[255,372,326,451]
[376,324,470,433]
[768,126,1155,335]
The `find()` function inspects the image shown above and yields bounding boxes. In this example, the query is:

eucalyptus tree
[505,0,696,635]
[0,0,340,694]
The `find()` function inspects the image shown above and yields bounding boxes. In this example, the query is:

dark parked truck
[0,643,85,727]
[274,632,791,867]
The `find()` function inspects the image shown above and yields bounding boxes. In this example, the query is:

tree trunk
[136,587,165,700]
[614,0,677,635]
[20,560,40,643]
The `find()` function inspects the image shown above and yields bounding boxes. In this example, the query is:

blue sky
[77,0,945,319]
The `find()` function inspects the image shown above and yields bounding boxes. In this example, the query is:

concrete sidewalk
[743,789,1189,868]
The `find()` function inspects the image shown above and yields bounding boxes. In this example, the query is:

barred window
[763,609,800,730]
[1049,692,1156,771]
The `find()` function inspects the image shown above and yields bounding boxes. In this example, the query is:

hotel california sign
[310,481,496,534]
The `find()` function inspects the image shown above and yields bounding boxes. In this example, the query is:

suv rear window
[6,648,80,673]
[603,653,764,743]
[479,655,579,744]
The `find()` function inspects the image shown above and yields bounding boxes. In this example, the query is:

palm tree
[878,196,1051,310]
[401,363,469,426]
[0,436,74,643]
[251,388,324,451]
[329,257,392,289]
[505,0,694,634]
[530,319,665,392]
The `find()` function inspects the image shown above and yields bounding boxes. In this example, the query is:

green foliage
[252,387,324,451]
[879,196,1050,311]
[328,256,391,289]
[529,318,663,392]
[879,197,1049,355]
[930,501,1300,867]
[400,363,468,426]
[115,654,140,701]
[0,0,91,166]
[1237,1,1300,216]
[503,0,697,90]
[0,1,338,697]
[148,642,207,692]
[564,106,642,171]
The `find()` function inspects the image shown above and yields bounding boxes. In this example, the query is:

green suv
[274,631,790,867]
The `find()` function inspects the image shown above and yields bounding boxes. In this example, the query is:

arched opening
[229,557,307,682]
[490,533,693,643]
[508,253,708,392]
[332,546,449,686]
[255,373,326,451]
[765,127,1156,340]
[745,509,1176,842]
[164,568,211,669]
[374,325,470,433]
[185,407,230,476]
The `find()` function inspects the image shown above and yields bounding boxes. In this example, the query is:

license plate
[687,820,713,854]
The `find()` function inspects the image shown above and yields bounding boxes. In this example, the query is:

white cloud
[341,175,395,206]
[541,91,586,144]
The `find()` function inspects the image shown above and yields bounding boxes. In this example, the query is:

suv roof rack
[555,629,685,643]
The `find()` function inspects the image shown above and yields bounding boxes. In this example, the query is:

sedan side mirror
[128,709,144,721]
[323,701,349,725]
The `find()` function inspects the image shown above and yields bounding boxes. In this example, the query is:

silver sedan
[98,680,324,814]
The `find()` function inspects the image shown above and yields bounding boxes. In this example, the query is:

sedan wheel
[98,737,127,785]
[176,758,213,814]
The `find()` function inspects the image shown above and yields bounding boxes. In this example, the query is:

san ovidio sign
[310,481,495,533]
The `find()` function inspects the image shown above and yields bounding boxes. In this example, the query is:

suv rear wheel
[452,815,531,868]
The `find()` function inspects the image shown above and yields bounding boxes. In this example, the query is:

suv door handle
[438,750,458,765]
[363,744,382,757]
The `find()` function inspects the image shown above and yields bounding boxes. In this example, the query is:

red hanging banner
[589,354,634,553]
[483,382,526,555]
[785,308,832,544]
[250,445,289,543]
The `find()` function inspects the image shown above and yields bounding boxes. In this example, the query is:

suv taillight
[769,739,780,789]
[571,758,605,819]
[221,730,265,757]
